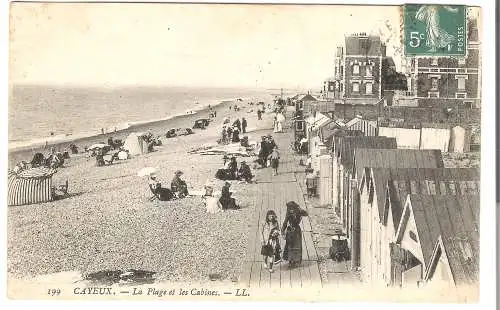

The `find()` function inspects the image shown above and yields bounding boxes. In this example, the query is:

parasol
[137,167,157,177]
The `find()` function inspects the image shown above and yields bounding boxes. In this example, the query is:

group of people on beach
[261,201,309,272]
[220,117,248,145]
[216,156,254,183]
[148,170,190,202]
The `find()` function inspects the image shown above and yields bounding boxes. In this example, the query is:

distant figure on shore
[229,105,232,111]
[221,126,228,144]
[281,201,308,268]
[171,170,189,198]
[257,110,262,120]
[219,182,240,210]
[241,117,247,133]
[149,174,174,201]
[231,127,240,143]
[101,128,104,134]
[233,118,242,132]
[228,156,238,180]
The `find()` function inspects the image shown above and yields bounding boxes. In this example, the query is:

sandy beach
[7,97,277,284]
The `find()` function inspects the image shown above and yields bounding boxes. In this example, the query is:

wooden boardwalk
[240,130,322,289]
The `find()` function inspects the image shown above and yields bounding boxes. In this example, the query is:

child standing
[261,210,282,272]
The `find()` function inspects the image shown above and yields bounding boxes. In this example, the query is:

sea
[8,85,272,151]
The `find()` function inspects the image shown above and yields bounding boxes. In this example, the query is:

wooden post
[351,184,361,269]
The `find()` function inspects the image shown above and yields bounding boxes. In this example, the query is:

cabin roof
[401,195,479,277]
[370,168,480,229]
[334,136,397,171]
[353,149,444,182]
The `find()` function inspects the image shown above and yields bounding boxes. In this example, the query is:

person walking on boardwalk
[261,210,282,272]
[281,201,308,268]
[257,109,262,120]
[268,147,280,176]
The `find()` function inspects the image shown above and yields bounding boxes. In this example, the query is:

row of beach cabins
[291,99,479,289]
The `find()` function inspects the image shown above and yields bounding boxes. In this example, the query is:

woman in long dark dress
[219,182,240,210]
[281,201,308,268]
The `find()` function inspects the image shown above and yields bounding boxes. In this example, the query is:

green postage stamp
[404,4,467,56]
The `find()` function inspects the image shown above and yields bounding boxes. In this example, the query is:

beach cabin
[358,167,480,286]
[344,117,378,136]
[305,112,332,172]
[393,195,479,288]
[349,149,444,271]
[8,167,57,206]
[423,230,479,288]
[332,136,397,229]
[294,94,318,114]
[124,132,150,156]
[378,123,452,153]
[449,125,471,153]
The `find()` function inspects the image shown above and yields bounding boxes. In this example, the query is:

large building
[328,33,392,105]
[402,18,481,108]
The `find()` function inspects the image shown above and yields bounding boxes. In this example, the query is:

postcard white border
[1,0,495,309]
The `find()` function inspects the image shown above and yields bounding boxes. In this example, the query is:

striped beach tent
[8,167,57,206]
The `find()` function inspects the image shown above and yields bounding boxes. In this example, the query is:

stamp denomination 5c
[404,4,467,56]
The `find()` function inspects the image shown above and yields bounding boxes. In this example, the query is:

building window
[366,65,372,77]
[353,64,360,75]
[456,93,467,99]
[457,76,466,90]
[428,91,440,98]
[352,82,359,92]
[431,58,438,66]
[365,82,373,94]
[458,58,466,66]
[431,78,439,90]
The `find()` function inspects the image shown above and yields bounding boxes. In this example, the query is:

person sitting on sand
[219,182,240,210]
[149,174,174,201]
[171,170,189,198]
[237,161,254,183]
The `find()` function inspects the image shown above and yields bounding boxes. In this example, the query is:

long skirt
[271,158,279,169]
[157,188,174,201]
[219,196,239,210]
[277,122,283,132]
[283,226,303,265]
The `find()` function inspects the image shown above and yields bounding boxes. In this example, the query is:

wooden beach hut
[358,167,479,286]
[349,149,444,271]
[8,167,58,206]
[393,195,479,288]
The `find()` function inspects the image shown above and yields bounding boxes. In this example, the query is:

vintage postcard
[6,0,488,303]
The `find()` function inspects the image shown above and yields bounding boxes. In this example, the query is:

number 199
[48,288,61,296]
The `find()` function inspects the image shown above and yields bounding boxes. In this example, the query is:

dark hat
[286,201,300,210]
[175,170,183,175]
[224,181,231,186]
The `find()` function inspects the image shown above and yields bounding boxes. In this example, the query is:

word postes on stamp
[404,4,466,56]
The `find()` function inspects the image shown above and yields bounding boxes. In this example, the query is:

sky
[9,3,403,89]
